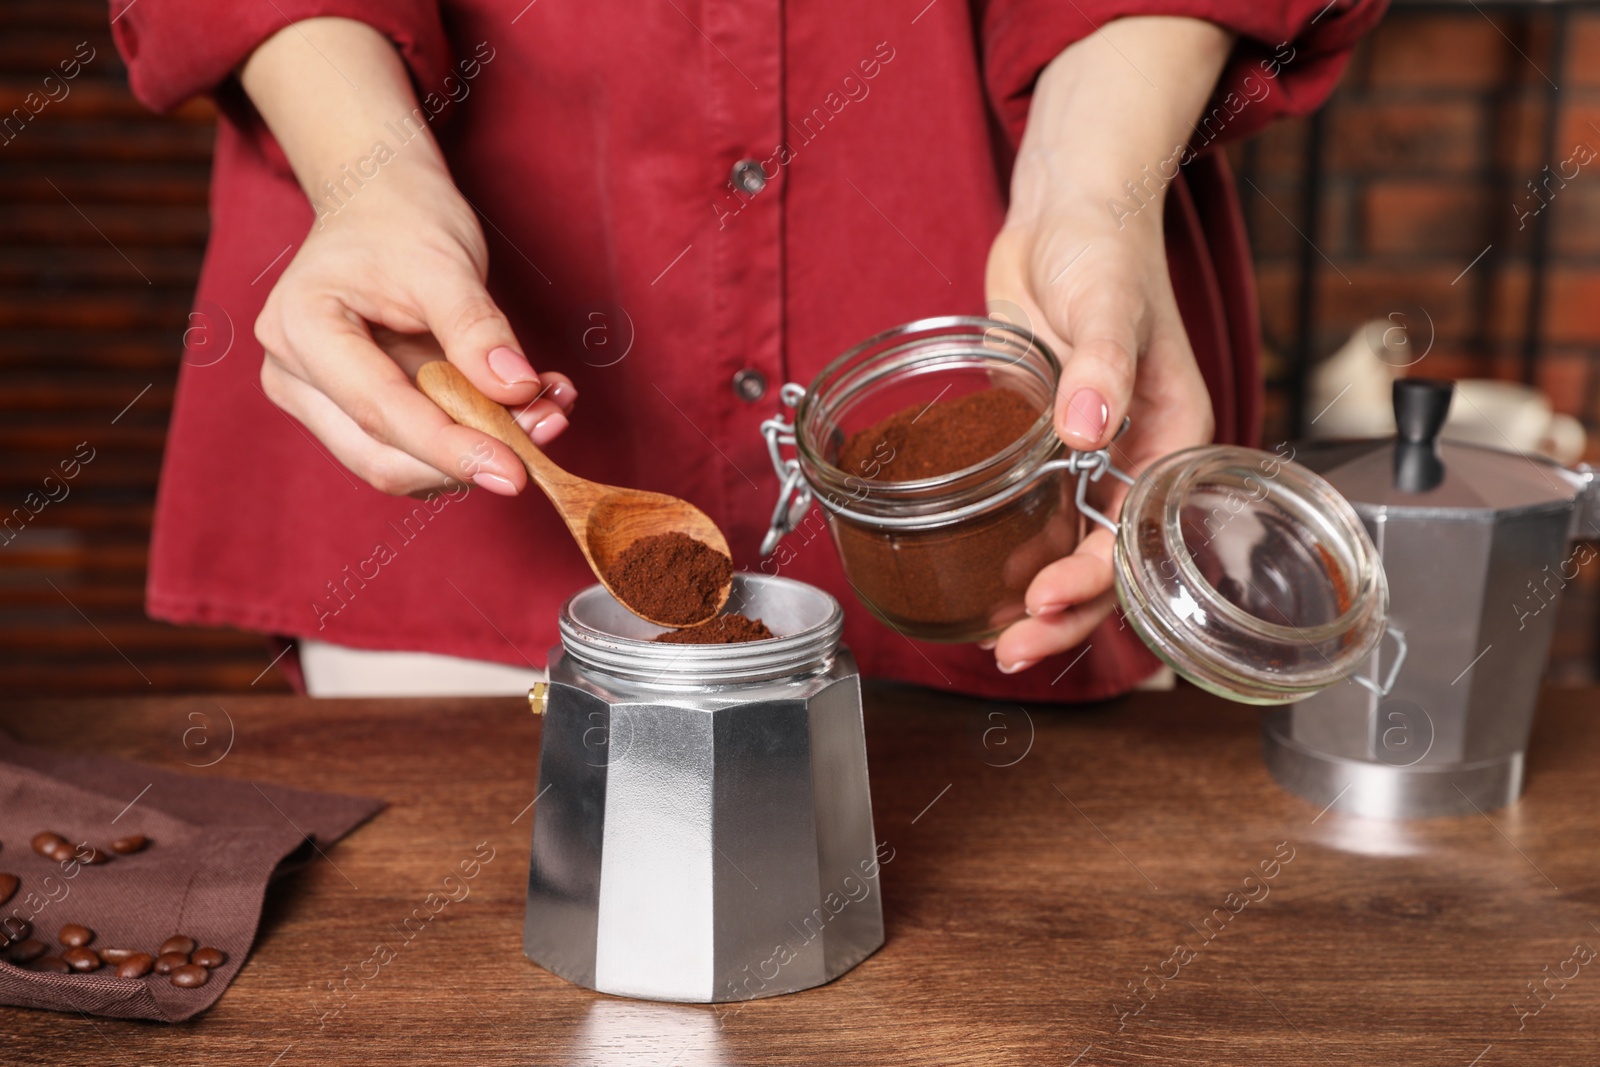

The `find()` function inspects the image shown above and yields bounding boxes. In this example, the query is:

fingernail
[1062,388,1109,445]
[531,410,569,446]
[545,380,578,413]
[978,638,998,650]
[1027,602,1066,618]
[472,471,518,496]
[998,659,1037,675]
[488,346,539,386]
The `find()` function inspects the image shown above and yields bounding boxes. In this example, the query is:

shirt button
[730,158,767,196]
[732,369,767,402]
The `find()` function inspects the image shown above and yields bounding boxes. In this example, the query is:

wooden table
[3,684,1598,1065]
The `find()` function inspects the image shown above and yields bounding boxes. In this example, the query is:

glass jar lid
[1110,445,1391,705]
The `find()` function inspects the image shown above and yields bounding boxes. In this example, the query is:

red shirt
[110,0,1384,701]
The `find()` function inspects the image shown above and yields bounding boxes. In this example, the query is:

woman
[110,0,1384,698]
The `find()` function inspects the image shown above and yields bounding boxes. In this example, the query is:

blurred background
[5,0,1600,696]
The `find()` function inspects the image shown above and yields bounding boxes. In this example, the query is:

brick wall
[1244,6,1600,438]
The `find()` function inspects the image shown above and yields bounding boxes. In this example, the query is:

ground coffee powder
[835,389,1038,481]
[652,614,774,644]
[605,532,732,626]
[826,388,1076,640]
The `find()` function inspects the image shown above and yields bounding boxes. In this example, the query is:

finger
[993,527,1117,674]
[986,227,1138,452]
[371,325,447,372]
[511,404,569,446]
[1022,526,1116,617]
[279,298,529,495]
[261,357,457,496]
[537,371,578,415]
[1053,297,1140,451]
[1086,329,1213,497]
[1128,326,1215,453]
[421,275,545,408]
[993,590,1117,674]
[372,326,576,443]
[509,371,576,444]
[983,229,1064,365]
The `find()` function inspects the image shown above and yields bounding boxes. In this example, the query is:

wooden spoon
[416,361,731,627]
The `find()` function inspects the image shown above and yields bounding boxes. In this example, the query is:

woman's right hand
[242,17,573,498]
[255,158,574,497]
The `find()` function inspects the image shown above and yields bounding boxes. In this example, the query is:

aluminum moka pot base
[522,574,884,1003]
[1260,710,1523,819]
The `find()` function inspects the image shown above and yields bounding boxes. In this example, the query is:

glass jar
[762,316,1076,643]
[761,316,1400,706]
[1114,445,1390,704]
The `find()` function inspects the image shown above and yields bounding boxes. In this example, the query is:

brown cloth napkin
[0,728,383,1022]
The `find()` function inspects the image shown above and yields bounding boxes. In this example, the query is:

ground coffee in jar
[834,390,1038,481]
[760,317,1080,643]
[826,388,1072,640]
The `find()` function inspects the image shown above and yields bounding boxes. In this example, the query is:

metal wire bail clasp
[1067,446,1136,534]
[1065,418,1137,534]
[759,383,812,557]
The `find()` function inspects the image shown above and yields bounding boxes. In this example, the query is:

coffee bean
[0,873,16,907]
[0,917,31,945]
[30,832,65,858]
[154,952,189,976]
[98,947,138,965]
[31,955,71,973]
[159,935,196,957]
[109,834,149,855]
[190,946,226,969]
[74,844,111,866]
[45,841,74,863]
[115,953,154,979]
[5,939,47,965]
[61,947,101,972]
[169,964,209,988]
[58,924,94,948]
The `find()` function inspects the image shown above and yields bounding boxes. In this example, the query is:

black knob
[1393,378,1454,445]
[1392,378,1453,493]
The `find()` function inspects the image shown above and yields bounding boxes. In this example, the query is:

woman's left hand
[982,17,1234,674]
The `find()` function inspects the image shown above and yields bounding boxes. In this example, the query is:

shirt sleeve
[108,0,454,113]
[979,0,1389,149]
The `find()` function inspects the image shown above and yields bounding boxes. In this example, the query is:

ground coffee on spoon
[605,532,732,625]
[603,531,773,644]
